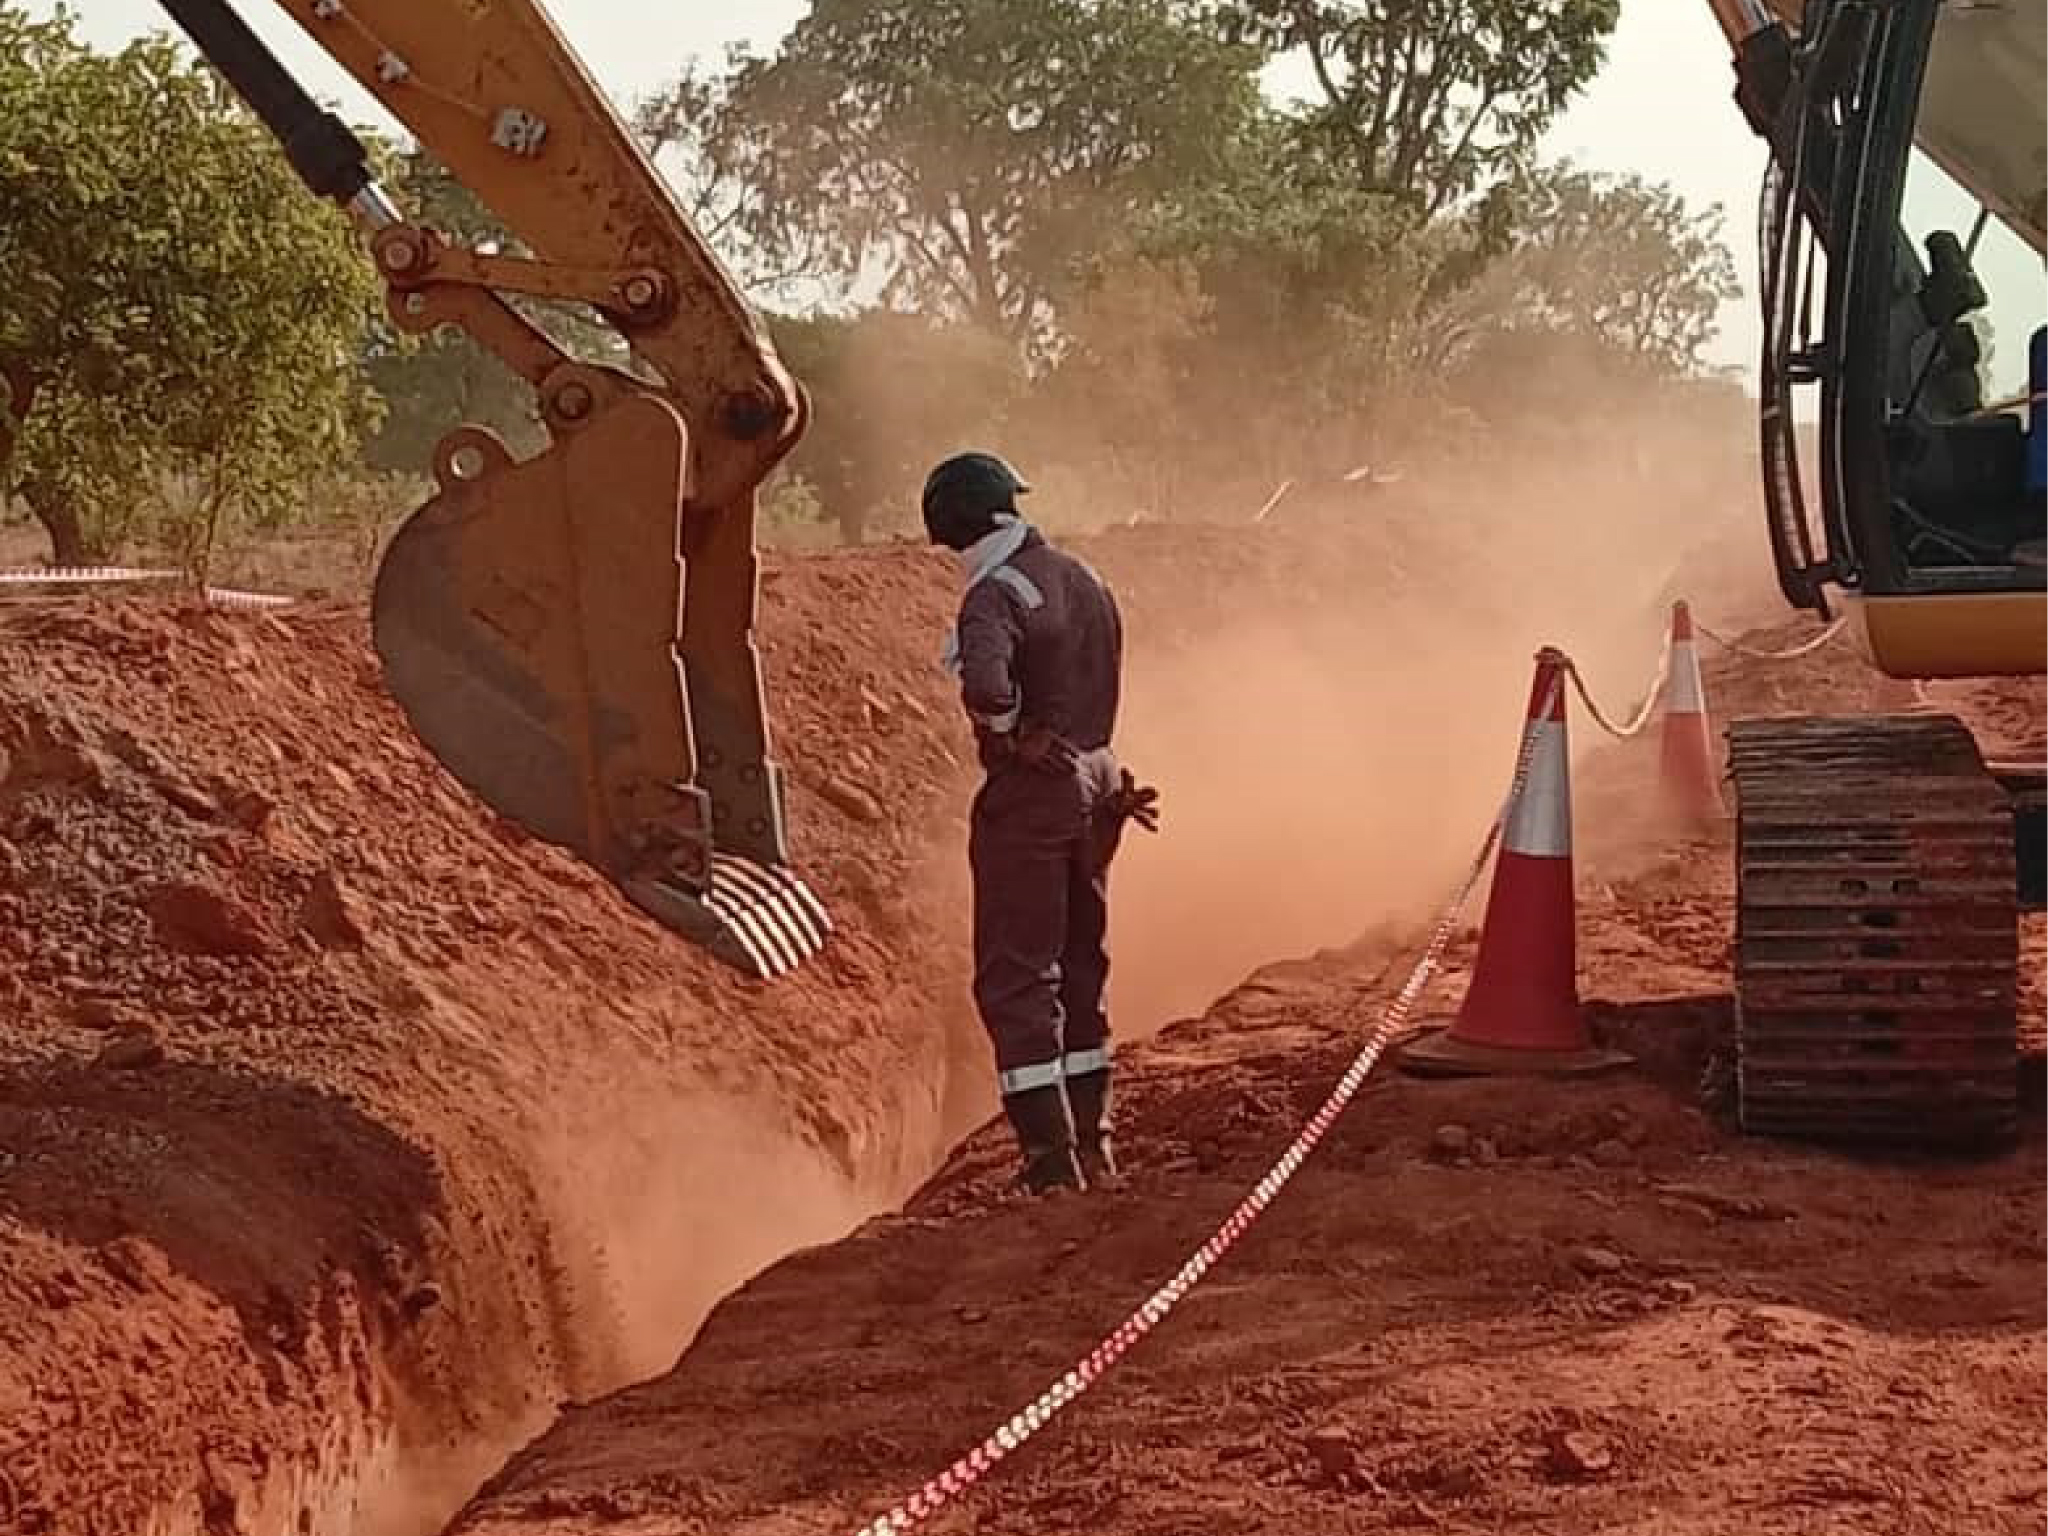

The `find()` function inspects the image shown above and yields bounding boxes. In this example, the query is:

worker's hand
[1111,768,1160,832]
[1013,724,1079,775]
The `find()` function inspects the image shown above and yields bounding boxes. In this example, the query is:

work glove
[1110,767,1160,832]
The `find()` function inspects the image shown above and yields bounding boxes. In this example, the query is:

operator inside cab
[923,452,1159,1195]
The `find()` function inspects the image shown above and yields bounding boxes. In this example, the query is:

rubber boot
[1001,1083,1085,1194]
[1066,1066,1118,1186]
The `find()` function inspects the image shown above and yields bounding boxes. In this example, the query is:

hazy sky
[38,0,2043,385]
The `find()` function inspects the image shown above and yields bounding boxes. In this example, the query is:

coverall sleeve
[956,580,1026,733]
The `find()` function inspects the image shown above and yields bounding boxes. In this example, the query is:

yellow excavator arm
[153,0,829,979]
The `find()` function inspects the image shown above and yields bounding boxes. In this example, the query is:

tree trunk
[836,497,868,546]
[21,481,89,567]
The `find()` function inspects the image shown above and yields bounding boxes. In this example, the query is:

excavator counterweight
[154,0,828,978]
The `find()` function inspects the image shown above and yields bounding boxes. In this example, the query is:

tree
[707,0,1267,340]
[771,308,1023,543]
[1433,164,1742,398]
[0,8,379,566]
[1228,0,1621,212]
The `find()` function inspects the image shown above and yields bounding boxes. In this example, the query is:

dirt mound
[4,512,1606,1536]
[7,501,2041,1536]
[448,821,2046,1536]
[443,624,2045,1536]
[0,556,983,1536]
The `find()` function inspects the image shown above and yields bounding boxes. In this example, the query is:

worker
[924,451,1160,1194]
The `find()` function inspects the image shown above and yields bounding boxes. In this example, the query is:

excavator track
[1730,713,2019,1147]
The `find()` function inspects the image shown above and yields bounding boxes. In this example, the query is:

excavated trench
[4,495,1758,1536]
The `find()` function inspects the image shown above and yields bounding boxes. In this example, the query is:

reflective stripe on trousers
[997,1046,1112,1098]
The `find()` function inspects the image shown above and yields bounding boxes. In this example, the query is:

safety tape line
[1562,629,1673,742]
[846,669,1567,1536]
[0,565,179,584]
[201,585,297,610]
[1696,615,1847,662]
[0,565,293,609]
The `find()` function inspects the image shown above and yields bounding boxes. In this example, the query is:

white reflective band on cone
[1666,640,1705,713]
[998,1059,1064,1095]
[1063,1046,1110,1077]
[1502,717,1571,858]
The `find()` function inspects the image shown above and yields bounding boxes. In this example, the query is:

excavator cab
[1746,0,2046,678]
[153,0,830,978]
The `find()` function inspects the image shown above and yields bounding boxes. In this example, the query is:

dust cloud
[1097,402,1773,1034]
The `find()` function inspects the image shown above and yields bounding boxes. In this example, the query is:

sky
[37,0,2044,387]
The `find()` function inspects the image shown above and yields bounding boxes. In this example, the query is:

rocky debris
[299,868,367,951]
[96,1236,173,1294]
[104,729,218,819]
[1546,1428,1615,1479]
[92,1029,165,1072]
[69,996,141,1032]
[147,880,267,957]
[1569,1245,1629,1278]
[818,775,887,824]
[1652,1182,1796,1223]
[1304,1425,1362,1484]
[1589,1138,1634,1169]
[1429,1123,1472,1162]
[223,788,274,834]
[402,1282,444,1320]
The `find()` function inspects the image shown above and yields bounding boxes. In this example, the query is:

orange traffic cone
[1402,648,1630,1077]
[1658,601,1725,824]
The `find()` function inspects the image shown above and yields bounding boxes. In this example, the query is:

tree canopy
[715,0,1268,338]
[0,0,1744,563]
[0,6,378,565]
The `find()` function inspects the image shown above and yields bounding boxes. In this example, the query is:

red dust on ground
[444,628,2045,1536]
[1,524,2040,1536]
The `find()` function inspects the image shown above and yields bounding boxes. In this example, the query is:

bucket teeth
[627,855,831,980]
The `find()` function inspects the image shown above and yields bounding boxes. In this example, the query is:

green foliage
[0,5,380,567]
[771,308,1025,542]
[1457,164,1744,378]
[1228,0,1622,211]
[717,0,1267,338]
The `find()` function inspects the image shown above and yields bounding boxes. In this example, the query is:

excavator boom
[153,0,829,978]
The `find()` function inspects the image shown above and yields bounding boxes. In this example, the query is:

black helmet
[921,451,1031,550]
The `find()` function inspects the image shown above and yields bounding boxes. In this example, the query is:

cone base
[1398,1026,1633,1079]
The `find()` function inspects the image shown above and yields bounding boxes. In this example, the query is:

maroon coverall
[954,530,1126,1101]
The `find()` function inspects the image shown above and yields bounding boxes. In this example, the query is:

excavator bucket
[370,396,830,979]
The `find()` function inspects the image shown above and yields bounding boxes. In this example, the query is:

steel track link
[1730,713,2019,1146]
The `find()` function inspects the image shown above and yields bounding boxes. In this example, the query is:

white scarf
[940,514,1032,676]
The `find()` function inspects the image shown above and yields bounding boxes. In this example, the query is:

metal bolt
[622,274,660,310]
[380,239,418,273]
[553,381,594,421]
[402,293,428,317]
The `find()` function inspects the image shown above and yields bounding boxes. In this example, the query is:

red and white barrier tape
[0,564,178,585]
[846,668,1567,1536]
[0,565,293,609]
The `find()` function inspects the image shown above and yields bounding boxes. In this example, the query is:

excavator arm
[153,0,830,978]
